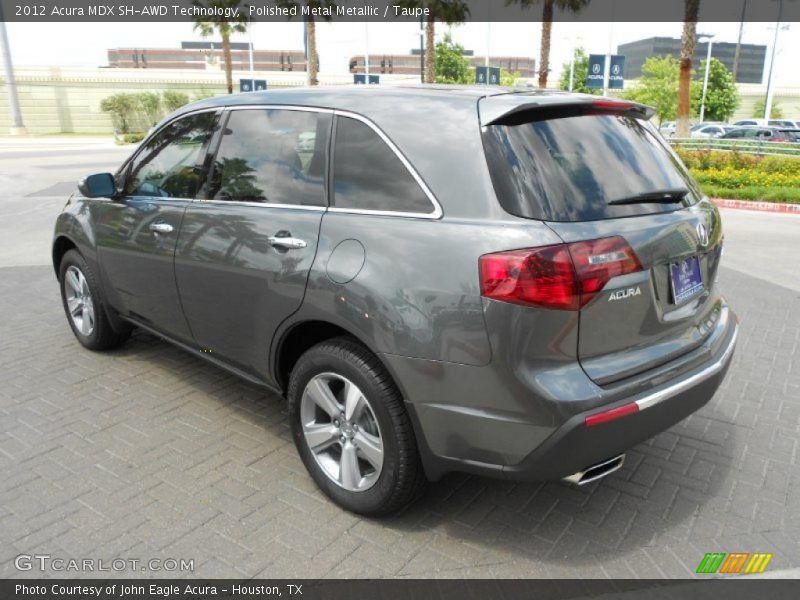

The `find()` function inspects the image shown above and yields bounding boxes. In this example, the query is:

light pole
[569,53,575,91]
[764,0,785,120]
[248,25,255,83]
[364,22,370,79]
[698,34,715,123]
[0,11,27,135]
[568,36,584,92]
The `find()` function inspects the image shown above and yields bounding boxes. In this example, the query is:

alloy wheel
[64,265,95,337]
[300,372,384,492]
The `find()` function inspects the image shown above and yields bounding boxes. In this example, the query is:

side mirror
[78,173,117,198]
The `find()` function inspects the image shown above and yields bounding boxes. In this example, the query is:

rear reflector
[584,402,639,427]
[479,236,642,310]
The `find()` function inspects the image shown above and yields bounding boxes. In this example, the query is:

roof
[175,84,619,124]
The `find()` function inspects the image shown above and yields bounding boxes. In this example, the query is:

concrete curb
[713,198,800,214]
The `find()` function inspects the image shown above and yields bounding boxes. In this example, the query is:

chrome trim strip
[327,207,438,219]
[220,104,335,114]
[192,198,326,211]
[635,321,738,412]
[332,109,443,220]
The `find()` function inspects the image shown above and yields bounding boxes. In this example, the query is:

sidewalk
[0,135,118,152]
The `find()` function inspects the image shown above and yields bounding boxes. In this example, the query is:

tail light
[479,236,642,310]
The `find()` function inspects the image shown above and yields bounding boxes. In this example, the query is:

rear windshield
[482,110,703,222]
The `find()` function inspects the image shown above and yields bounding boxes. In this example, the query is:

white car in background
[690,124,733,139]
[659,121,677,137]
[734,118,796,128]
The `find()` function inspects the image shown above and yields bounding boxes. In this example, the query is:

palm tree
[677,0,701,137]
[192,0,250,94]
[277,1,338,86]
[398,1,470,83]
[509,0,591,89]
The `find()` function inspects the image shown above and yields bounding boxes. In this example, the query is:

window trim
[195,105,333,210]
[116,107,221,201]
[330,110,442,220]
[121,104,444,219]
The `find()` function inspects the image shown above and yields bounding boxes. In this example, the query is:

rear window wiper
[607,188,689,206]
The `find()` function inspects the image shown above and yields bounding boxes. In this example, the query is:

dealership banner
[2,0,799,23]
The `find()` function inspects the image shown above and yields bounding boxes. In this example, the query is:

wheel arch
[273,319,389,395]
[52,235,78,275]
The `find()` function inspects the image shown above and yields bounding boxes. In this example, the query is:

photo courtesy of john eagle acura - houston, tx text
[52,85,737,516]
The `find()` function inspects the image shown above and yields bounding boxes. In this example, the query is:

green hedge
[673,148,800,203]
[695,184,800,203]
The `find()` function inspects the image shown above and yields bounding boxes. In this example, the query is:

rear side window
[205,109,329,206]
[482,111,703,222]
[332,116,434,215]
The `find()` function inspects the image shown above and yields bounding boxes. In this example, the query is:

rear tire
[58,249,131,351]
[288,337,427,516]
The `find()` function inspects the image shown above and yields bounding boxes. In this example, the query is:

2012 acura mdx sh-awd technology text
[53,87,738,515]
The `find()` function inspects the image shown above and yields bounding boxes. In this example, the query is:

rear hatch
[480,96,725,385]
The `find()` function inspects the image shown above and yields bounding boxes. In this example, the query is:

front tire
[288,337,426,515]
[58,249,131,350]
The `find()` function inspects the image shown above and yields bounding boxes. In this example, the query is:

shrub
[100,93,139,133]
[162,90,190,112]
[121,132,146,144]
[137,92,162,127]
[699,184,800,203]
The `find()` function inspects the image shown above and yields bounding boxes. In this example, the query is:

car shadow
[97,326,740,575]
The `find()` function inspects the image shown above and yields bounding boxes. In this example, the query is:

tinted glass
[724,129,745,138]
[125,112,217,198]
[482,111,702,222]
[206,109,328,206]
[333,116,433,214]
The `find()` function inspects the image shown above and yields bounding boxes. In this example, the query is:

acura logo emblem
[696,223,709,247]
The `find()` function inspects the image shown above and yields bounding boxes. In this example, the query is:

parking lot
[1,137,799,578]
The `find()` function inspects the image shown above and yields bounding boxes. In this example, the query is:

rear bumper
[386,302,738,482]
[504,318,737,481]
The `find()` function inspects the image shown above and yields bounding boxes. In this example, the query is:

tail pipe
[562,454,625,485]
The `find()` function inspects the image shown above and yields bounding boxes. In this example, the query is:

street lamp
[0,6,27,135]
[764,0,787,121]
[698,34,715,123]
[568,36,584,92]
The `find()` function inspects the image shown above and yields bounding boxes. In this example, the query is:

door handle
[149,222,174,234]
[267,234,307,250]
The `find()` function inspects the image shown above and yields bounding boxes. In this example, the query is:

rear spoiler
[479,93,655,126]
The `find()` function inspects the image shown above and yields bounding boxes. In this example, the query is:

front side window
[124,111,217,198]
[205,109,329,206]
[332,116,434,215]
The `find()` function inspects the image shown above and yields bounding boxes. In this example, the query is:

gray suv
[53,87,738,515]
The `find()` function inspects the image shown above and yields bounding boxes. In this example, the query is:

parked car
[659,121,677,137]
[779,128,800,142]
[721,126,795,142]
[53,88,738,515]
[733,118,796,128]
[690,124,733,138]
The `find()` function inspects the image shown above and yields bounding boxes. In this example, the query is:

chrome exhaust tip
[563,454,625,485]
